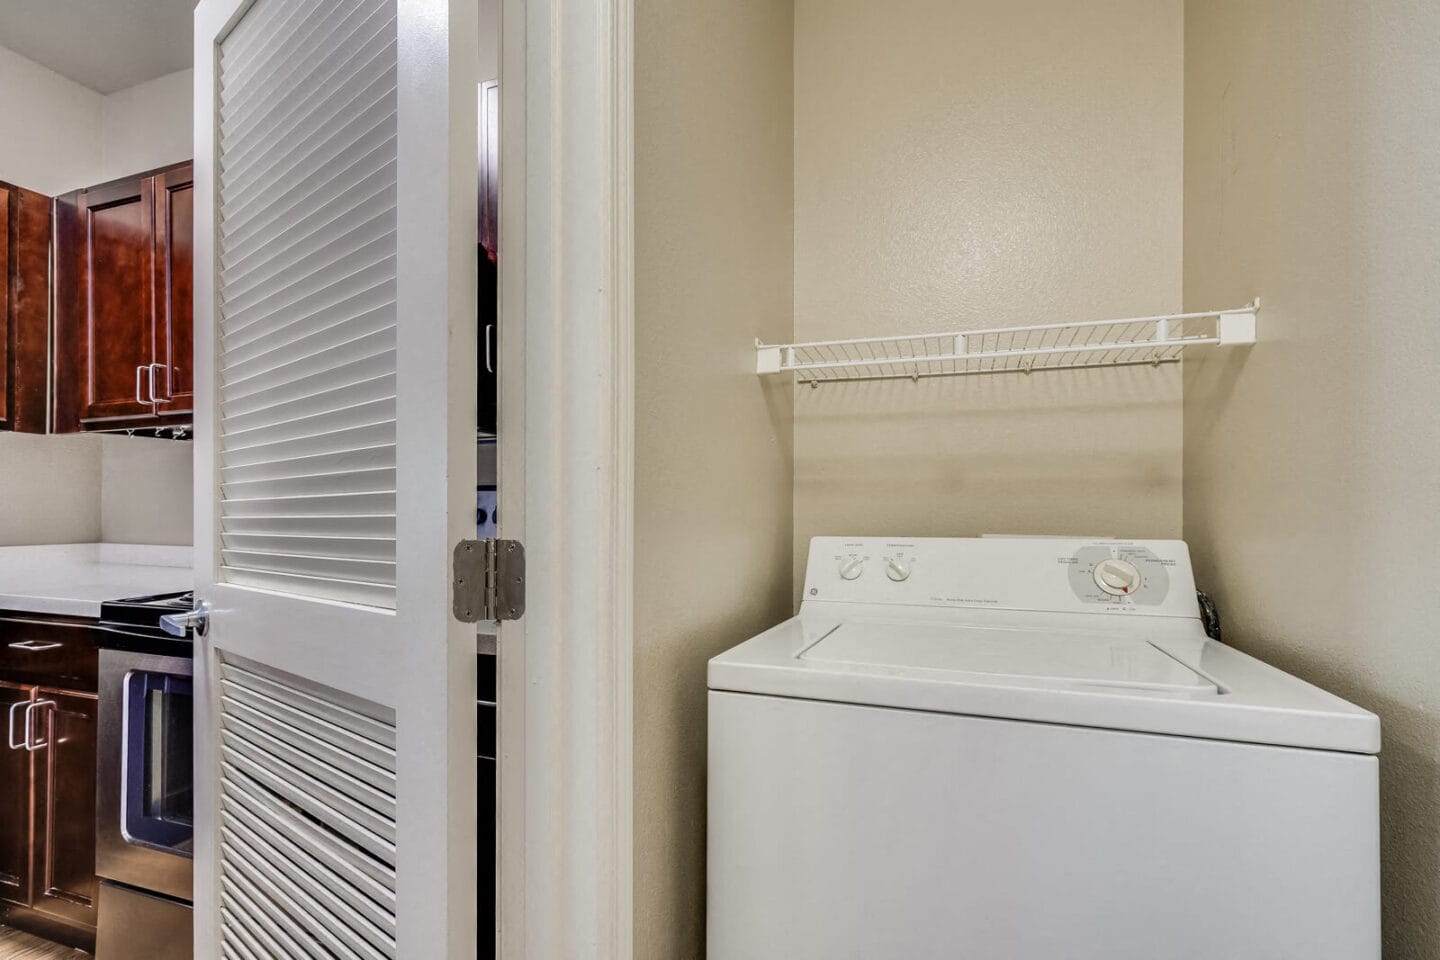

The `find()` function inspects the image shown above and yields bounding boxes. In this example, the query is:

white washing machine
[708,537,1380,960]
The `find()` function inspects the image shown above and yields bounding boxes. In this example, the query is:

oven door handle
[24,700,55,751]
[7,700,28,750]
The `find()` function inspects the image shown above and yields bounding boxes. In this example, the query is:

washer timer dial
[1093,558,1142,596]
[838,557,865,581]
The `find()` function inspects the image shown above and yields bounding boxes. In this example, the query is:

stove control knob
[838,557,864,581]
[885,558,911,582]
[1093,558,1141,596]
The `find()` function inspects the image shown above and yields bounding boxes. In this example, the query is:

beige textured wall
[793,0,1184,589]
[632,0,794,956]
[0,434,101,545]
[99,436,194,546]
[0,43,104,194]
[101,68,194,181]
[1184,3,1440,955]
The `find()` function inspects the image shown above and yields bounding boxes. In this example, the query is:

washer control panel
[806,537,1197,618]
[1065,544,1171,606]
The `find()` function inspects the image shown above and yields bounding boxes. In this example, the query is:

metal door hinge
[454,539,526,622]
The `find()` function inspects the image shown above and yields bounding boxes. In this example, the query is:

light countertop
[0,543,192,619]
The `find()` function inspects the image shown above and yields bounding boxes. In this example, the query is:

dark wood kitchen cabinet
[153,166,194,415]
[0,616,101,950]
[0,181,50,433]
[0,681,35,907]
[31,689,99,930]
[54,161,193,434]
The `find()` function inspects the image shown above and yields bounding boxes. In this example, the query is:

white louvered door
[193,1,479,957]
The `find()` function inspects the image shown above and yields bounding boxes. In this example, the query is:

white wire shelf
[757,300,1258,385]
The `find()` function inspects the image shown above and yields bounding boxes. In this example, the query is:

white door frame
[496,0,634,957]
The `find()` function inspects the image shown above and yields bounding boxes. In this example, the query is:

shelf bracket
[755,341,783,374]
[1218,298,1259,345]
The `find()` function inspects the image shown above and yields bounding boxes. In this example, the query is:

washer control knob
[885,558,911,582]
[838,557,864,581]
[1093,558,1142,596]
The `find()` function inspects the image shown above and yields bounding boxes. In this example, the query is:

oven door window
[123,671,194,856]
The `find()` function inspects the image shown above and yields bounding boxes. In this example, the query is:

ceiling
[0,0,196,94]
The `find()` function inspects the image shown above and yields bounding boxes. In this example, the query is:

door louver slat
[217,374,394,434]
[223,205,394,310]
[222,400,397,454]
[218,0,317,71]
[223,328,394,401]
[222,463,394,500]
[221,715,397,819]
[223,820,396,958]
[222,146,394,257]
[222,465,395,501]
[222,205,394,314]
[219,0,327,79]
[221,419,395,466]
[222,3,393,151]
[221,491,396,519]
[219,0,397,599]
[221,660,397,749]
[216,656,398,959]
[220,0,354,119]
[221,275,394,359]
[222,796,396,940]
[223,350,395,420]
[220,896,315,960]
[223,79,396,214]
[222,838,385,960]
[221,233,395,334]
[221,533,397,563]
[221,513,397,539]
[222,9,394,169]
[223,568,396,608]
[224,46,397,203]
[221,550,395,585]
[222,777,396,896]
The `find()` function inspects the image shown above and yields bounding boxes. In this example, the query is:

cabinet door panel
[0,187,9,427]
[0,182,52,433]
[54,177,158,431]
[32,689,98,930]
[85,180,156,422]
[154,167,194,414]
[0,681,35,908]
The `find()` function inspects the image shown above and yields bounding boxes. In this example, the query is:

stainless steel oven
[96,592,195,960]
[97,647,193,899]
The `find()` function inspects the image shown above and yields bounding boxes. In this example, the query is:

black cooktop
[97,591,196,657]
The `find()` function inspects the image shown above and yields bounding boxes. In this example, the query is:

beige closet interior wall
[632,0,795,956]
[792,0,1185,589]
[1183,3,1440,956]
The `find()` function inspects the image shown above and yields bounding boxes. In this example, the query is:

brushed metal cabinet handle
[150,363,171,404]
[7,700,27,750]
[8,640,62,651]
[24,700,55,751]
[136,365,148,404]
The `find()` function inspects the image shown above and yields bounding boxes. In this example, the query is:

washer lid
[801,621,1217,696]
[710,608,1382,754]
